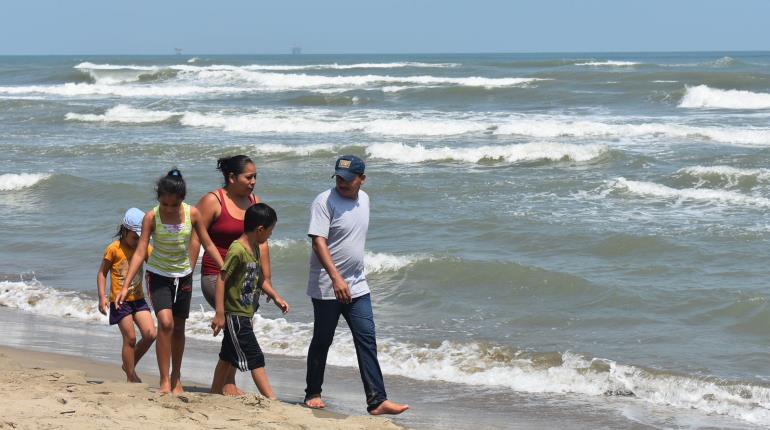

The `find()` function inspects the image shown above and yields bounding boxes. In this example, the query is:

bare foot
[170,373,185,395]
[304,396,325,409]
[121,364,140,382]
[222,383,245,397]
[369,400,409,415]
[158,379,172,394]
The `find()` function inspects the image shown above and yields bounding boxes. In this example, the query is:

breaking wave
[65,104,179,123]
[608,178,770,208]
[0,173,52,191]
[575,61,640,67]
[675,166,770,188]
[366,142,609,164]
[679,85,770,109]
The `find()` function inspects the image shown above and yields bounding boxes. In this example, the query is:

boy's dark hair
[156,168,186,200]
[217,155,254,187]
[244,203,277,232]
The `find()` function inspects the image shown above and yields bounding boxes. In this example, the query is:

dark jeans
[305,294,387,411]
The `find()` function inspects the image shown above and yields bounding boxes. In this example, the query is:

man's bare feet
[170,372,184,395]
[304,396,325,409]
[222,383,245,397]
[369,400,409,415]
[158,378,172,394]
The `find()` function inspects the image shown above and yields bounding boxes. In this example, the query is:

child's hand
[211,312,225,336]
[273,295,289,314]
[115,288,128,308]
[98,297,109,315]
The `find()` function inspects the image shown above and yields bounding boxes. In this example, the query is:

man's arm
[311,235,351,304]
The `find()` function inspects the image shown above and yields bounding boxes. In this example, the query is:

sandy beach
[0,345,402,430]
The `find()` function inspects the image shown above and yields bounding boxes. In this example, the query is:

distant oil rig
[174,48,183,55]
[291,45,302,55]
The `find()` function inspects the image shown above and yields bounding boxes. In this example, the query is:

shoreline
[0,344,403,430]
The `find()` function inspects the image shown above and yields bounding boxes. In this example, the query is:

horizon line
[1,49,769,57]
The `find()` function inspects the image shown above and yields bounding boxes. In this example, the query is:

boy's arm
[258,240,273,301]
[96,259,111,315]
[260,276,289,314]
[211,271,227,336]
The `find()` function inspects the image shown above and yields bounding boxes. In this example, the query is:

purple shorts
[109,298,151,325]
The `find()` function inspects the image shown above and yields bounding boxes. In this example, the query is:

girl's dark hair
[244,203,277,232]
[217,155,254,187]
[114,225,129,240]
[156,168,186,199]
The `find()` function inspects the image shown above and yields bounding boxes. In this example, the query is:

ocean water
[1,52,770,428]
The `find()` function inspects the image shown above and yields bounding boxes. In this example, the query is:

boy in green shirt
[210,203,289,399]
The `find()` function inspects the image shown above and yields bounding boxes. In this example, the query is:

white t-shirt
[307,188,370,300]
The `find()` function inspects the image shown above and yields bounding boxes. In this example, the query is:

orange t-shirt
[102,240,152,303]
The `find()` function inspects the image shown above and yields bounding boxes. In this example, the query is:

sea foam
[676,166,770,187]
[679,85,770,109]
[0,173,52,191]
[366,142,609,164]
[610,178,770,208]
[65,105,178,123]
[575,61,640,67]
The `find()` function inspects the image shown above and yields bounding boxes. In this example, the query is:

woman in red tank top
[189,155,271,396]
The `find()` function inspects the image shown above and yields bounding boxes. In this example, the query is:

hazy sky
[2,0,768,55]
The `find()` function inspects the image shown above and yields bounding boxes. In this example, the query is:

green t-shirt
[221,240,261,317]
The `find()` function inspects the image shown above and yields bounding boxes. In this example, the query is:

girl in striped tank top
[118,168,223,394]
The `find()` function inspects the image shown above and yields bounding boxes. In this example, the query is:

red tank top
[201,189,256,276]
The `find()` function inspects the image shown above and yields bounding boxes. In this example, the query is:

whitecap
[575,61,640,67]
[366,142,609,164]
[0,173,52,191]
[610,177,770,208]
[679,85,770,110]
[65,105,178,123]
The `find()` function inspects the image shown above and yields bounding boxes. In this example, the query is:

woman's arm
[189,192,220,267]
[191,206,224,268]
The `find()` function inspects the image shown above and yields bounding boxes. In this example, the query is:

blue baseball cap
[333,155,365,182]
[122,207,145,235]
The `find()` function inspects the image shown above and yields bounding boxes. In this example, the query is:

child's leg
[170,274,192,394]
[132,310,157,373]
[116,315,138,382]
[210,359,233,395]
[155,309,174,393]
[250,367,276,400]
[223,365,244,396]
[170,316,186,394]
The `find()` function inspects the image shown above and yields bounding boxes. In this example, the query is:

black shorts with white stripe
[220,314,265,371]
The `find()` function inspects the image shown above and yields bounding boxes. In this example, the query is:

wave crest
[609,177,770,208]
[679,85,770,109]
[65,105,179,123]
[366,142,609,164]
[0,173,52,191]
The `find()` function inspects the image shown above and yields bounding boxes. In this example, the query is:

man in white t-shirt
[304,155,409,416]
